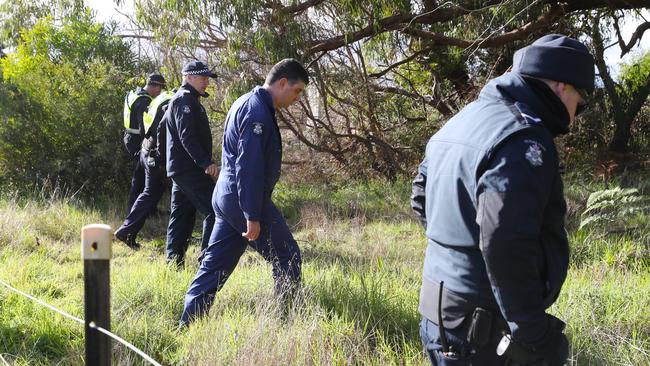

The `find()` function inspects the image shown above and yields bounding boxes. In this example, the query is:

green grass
[0,180,648,365]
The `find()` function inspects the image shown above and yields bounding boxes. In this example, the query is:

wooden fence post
[81,224,112,366]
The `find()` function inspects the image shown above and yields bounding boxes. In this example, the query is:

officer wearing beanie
[165,61,219,266]
[123,73,166,216]
[411,34,593,365]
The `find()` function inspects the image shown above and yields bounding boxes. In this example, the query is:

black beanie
[512,34,595,94]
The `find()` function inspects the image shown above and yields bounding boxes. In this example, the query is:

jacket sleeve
[411,158,428,228]
[132,97,151,136]
[475,128,557,347]
[173,98,213,170]
[235,113,269,221]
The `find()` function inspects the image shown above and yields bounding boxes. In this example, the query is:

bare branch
[613,18,650,57]
[368,46,431,78]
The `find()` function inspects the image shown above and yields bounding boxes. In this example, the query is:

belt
[419,276,509,349]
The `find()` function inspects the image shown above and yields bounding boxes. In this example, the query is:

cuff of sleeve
[198,159,214,170]
[243,212,259,221]
[510,315,548,346]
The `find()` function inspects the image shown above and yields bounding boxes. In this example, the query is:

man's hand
[242,220,260,241]
[205,163,219,178]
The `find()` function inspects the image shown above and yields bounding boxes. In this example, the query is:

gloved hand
[530,323,568,366]
[146,149,161,168]
[499,315,568,366]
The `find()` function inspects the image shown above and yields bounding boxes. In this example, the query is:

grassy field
[0,180,648,365]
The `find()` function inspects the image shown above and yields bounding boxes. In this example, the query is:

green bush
[0,11,140,195]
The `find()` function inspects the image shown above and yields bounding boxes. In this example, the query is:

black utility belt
[419,277,508,348]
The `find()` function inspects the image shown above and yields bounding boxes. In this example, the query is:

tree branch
[404,5,565,48]
[592,14,621,110]
[613,18,650,57]
[264,0,325,13]
[368,46,432,78]
[306,0,650,55]
[307,1,505,54]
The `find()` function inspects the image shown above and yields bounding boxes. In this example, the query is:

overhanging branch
[613,18,650,57]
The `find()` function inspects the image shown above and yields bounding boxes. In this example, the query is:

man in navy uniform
[411,34,594,365]
[165,61,219,266]
[179,58,309,326]
[114,86,175,250]
[123,73,166,216]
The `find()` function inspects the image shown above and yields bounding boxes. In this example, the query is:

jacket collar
[181,83,209,98]
[479,72,570,136]
[253,86,276,116]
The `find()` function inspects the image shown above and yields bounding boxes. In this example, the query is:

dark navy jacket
[411,73,569,346]
[165,84,214,177]
[215,86,282,222]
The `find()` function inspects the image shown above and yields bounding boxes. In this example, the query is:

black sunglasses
[575,87,589,106]
[574,87,591,116]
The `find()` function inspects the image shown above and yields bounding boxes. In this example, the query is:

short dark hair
[265,58,309,86]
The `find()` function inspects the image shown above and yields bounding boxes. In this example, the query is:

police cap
[147,73,166,87]
[182,61,217,78]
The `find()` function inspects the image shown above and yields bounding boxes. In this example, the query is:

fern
[579,187,650,230]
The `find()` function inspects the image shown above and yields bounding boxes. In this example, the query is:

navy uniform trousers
[166,168,215,265]
[117,151,166,238]
[179,191,302,325]
[127,155,146,213]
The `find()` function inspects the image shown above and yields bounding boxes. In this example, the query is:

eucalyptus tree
[131,0,649,179]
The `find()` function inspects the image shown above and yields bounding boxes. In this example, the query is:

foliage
[579,186,650,230]
[0,10,140,195]
[0,0,83,47]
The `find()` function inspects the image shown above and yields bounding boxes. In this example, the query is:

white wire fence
[0,277,163,366]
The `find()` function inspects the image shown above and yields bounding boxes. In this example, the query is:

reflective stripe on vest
[143,91,174,134]
[123,90,152,134]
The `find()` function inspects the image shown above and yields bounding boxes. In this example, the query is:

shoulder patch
[183,105,191,114]
[252,122,264,135]
[525,140,544,167]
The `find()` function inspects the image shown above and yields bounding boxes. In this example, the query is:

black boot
[114,229,141,250]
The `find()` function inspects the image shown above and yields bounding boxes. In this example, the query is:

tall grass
[0,179,648,365]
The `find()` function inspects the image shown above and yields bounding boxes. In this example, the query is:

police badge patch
[183,105,191,114]
[525,141,543,166]
[253,122,263,135]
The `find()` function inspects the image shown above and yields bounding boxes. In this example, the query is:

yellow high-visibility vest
[123,91,153,134]
[143,91,174,135]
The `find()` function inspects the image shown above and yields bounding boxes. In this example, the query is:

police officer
[123,73,166,214]
[165,61,219,266]
[114,86,175,249]
[411,34,594,365]
[179,59,309,326]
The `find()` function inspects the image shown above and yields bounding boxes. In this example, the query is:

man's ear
[278,78,288,88]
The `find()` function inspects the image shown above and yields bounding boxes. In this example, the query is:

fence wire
[0,277,162,366]
[0,353,10,366]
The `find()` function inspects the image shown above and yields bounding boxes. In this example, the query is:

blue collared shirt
[216,86,282,221]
